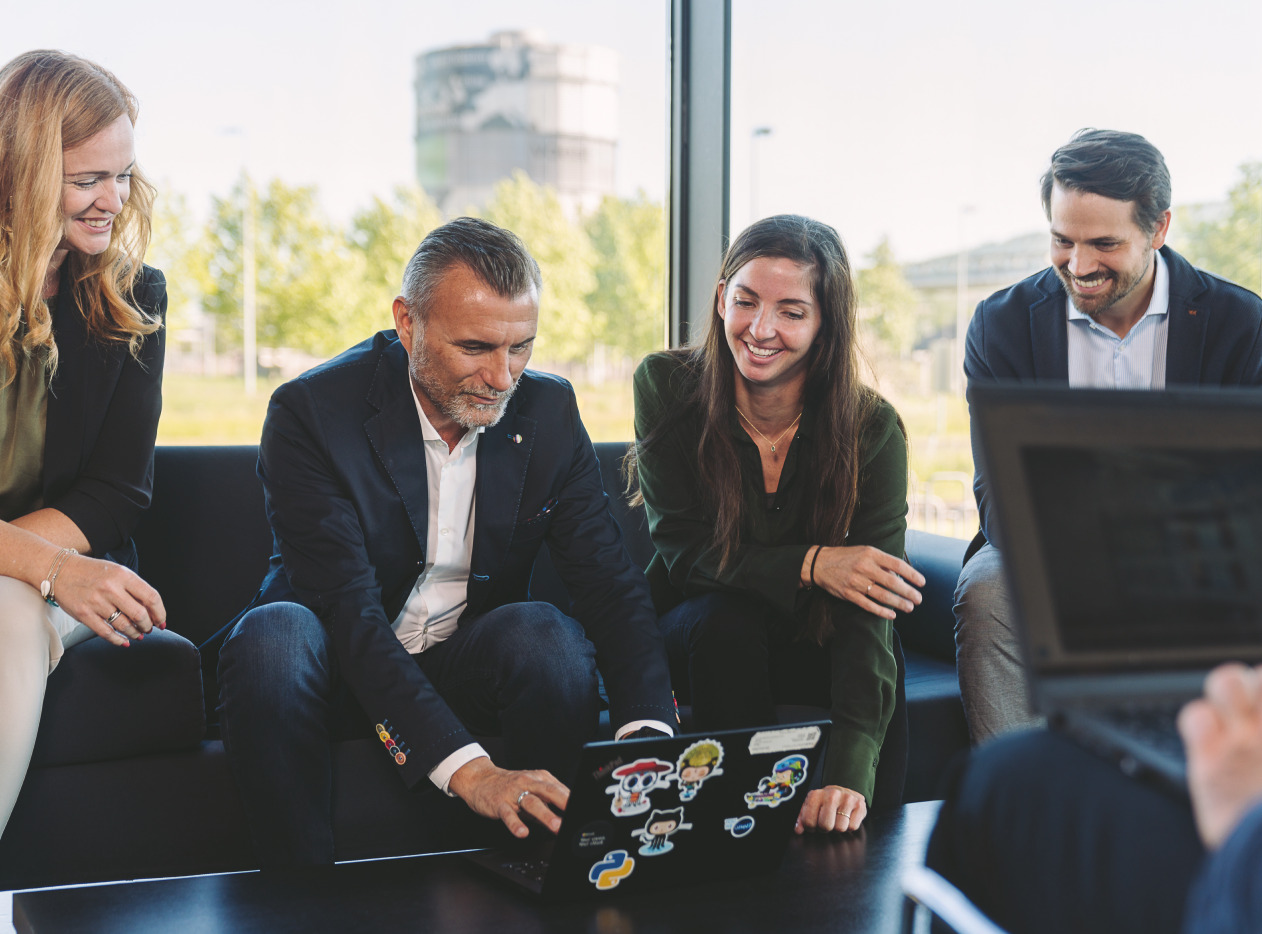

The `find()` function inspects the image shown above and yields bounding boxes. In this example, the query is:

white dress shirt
[401,380,672,795]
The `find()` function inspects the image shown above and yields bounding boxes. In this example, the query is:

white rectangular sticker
[748,725,822,755]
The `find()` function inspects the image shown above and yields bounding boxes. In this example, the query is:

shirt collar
[409,378,483,450]
[1067,249,1169,323]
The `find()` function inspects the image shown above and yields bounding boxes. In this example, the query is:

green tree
[856,237,919,358]
[146,187,207,334]
[347,185,443,336]
[481,171,597,364]
[1178,162,1262,297]
[585,193,666,361]
[199,177,363,357]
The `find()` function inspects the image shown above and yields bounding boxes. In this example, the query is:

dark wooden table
[15,801,939,933]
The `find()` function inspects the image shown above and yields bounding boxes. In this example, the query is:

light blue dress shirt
[1067,251,1169,389]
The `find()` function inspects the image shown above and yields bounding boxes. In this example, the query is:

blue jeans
[218,600,600,866]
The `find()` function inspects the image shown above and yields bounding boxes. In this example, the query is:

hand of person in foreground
[805,546,925,620]
[448,756,570,839]
[795,784,867,834]
[1178,663,1262,850]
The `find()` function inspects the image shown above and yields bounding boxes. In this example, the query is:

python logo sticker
[589,849,636,891]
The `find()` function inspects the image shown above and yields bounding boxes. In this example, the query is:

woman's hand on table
[795,785,867,833]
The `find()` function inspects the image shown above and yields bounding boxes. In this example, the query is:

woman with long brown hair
[0,50,168,838]
[632,214,924,832]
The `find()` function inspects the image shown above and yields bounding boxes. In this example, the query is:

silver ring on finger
[516,789,532,808]
[865,583,872,594]
[106,609,123,625]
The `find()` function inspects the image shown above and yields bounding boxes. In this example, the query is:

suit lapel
[363,341,429,555]
[1028,269,1069,380]
[1162,247,1209,385]
[467,404,537,613]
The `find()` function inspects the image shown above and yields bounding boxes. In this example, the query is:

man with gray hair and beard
[212,217,677,867]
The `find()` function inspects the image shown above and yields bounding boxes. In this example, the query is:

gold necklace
[735,406,802,454]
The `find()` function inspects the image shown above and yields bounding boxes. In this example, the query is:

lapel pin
[509,433,523,444]
[1188,309,1197,316]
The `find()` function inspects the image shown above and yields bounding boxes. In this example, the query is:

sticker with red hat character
[604,757,674,817]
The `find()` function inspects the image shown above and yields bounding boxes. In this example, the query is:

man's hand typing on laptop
[449,758,570,839]
[1178,663,1262,850]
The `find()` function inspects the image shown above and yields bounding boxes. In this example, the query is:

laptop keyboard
[1094,701,1187,761]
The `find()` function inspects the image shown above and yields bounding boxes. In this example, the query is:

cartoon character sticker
[604,758,674,817]
[630,807,693,856]
[674,739,724,801]
[588,850,636,890]
[744,753,809,809]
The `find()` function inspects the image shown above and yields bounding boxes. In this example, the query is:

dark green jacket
[633,351,905,803]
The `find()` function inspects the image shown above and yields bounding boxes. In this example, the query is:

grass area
[157,373,284,445]
[157,371,976,489]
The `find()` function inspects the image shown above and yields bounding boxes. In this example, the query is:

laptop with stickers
[972,385,1262,792]
[465,721,830,900]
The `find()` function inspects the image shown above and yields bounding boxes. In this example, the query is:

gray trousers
[952,543,1045,744]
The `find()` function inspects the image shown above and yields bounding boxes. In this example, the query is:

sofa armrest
[899,530,968,665]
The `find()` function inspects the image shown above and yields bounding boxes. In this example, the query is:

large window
[5,1,670,443]
[731,0,1262,533]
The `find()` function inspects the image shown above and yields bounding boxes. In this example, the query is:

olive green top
[633,351,907,803]
[0,303,52,521]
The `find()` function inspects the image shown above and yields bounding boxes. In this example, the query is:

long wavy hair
[0,50,159,387]
[631,215,881,641]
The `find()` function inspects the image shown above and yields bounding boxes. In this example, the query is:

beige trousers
[0,576,93,839]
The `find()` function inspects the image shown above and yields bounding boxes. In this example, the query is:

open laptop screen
[1025,444,1262,653]
[973,385,1262,672]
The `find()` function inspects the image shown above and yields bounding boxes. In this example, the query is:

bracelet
[40,547,78,607]
[808,546,822,589]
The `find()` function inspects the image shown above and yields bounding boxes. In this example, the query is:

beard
[1054,251,1152,318]
[410,340,518,430]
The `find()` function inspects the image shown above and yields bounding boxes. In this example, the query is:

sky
[7,0,1262,265]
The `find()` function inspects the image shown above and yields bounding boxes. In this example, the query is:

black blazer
[43,264,167,568]
[239,330,675,787]
[964,246,1262,550]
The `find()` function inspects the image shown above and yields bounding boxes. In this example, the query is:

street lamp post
[953,205,975,396]
[223,127,257,396]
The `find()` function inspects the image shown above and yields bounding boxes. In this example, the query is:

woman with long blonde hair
[0,50,169,838]
[632,215,925,832]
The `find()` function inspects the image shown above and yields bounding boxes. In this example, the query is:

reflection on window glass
[4,1,667,444]
[732,0,1262,533]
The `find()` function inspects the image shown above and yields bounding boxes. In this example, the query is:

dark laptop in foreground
[974,385,1262,792]
[466,721,829,900]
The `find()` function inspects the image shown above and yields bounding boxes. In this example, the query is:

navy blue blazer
[245,330,676,787]
[42,264,167,567]
[965,246,1262,549]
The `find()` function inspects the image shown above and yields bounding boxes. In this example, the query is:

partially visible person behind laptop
[924,661,1262,934]
[629,215,925,835]
[1180,662,1262,933]
[207,217,677,868]
[957,128,1262,743]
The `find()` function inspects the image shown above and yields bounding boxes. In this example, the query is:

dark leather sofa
[0,443,968,890]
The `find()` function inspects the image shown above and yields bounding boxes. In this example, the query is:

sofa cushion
[32,628,205,767]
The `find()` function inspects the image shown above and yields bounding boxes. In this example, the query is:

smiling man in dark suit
[216,217,677,866]
[955,128,1262,745]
